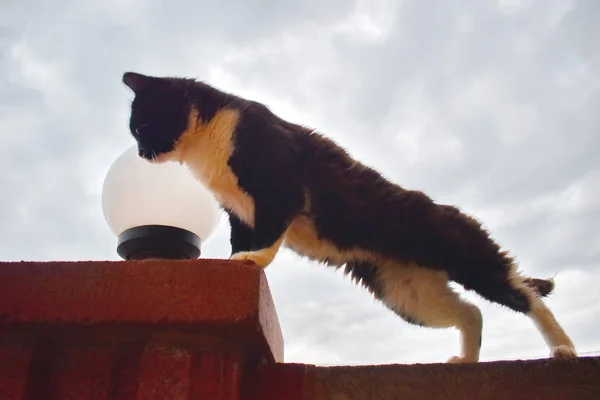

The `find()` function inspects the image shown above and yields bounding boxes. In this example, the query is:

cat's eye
[134,124,150,136]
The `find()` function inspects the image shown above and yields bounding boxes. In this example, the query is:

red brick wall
[1,260,598,400]
[0,260,281,399]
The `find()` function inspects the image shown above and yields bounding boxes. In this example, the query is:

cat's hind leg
[529,295,577,359]
[377,262,483,363]
[460,265,577,360]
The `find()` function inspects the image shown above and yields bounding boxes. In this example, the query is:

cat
[122,71,577,363]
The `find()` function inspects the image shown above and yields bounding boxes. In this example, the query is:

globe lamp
[102,145,220,260]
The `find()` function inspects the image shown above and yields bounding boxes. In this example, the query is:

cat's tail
[523,277,555,297]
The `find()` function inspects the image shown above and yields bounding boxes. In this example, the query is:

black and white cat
[122,71,577,363]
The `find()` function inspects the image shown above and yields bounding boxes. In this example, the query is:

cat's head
[122,72,194,163]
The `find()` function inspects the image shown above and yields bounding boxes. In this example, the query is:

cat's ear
[122,72,163,93]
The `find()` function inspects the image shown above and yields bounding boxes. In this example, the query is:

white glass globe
[102,145,221,258]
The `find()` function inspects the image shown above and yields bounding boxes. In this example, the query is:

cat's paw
[230,251,272,268]
[550,345,577,360]
[446,355,478,364]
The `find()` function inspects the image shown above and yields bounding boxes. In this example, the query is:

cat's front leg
[227,209,278,266]
[227,210,254,255]
[230,237,285,268]
[230,194,302,268]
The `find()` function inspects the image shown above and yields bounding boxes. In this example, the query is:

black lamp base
[117,225,201,260]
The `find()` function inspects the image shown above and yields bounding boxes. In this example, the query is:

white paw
[447,355,478,364]
[551,345,577,360]
[230,251,272,268]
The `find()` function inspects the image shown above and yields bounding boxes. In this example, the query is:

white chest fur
[177,108,256,227]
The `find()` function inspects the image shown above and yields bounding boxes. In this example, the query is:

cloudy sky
[1,0,599,365]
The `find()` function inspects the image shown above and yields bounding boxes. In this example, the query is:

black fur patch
[227,102,305,251]
[227,210,254,255]
[524,277,555,297]
[343,261,383,297]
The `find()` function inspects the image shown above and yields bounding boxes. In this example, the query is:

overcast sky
[1,0,598,365]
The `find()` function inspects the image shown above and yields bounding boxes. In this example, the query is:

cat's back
[295,130,401,200]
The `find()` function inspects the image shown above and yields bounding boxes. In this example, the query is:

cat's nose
[138,147,148,158]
